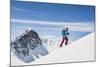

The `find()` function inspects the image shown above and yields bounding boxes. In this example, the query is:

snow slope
[11,32,95,66]
[32,32,95,64]
[41,35,72,53]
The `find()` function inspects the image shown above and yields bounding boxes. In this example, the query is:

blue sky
[11,0,95,41]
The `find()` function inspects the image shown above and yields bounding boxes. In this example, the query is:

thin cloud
[11,19,94,32]
[11,19,93,26]
[11,7,31,12]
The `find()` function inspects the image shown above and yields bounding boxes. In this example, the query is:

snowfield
[11,32,95,66]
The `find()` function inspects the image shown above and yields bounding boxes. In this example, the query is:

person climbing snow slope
[60,27,69,47]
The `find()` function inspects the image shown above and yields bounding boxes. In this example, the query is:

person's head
[66,27,68,31]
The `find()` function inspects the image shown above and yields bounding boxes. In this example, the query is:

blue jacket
[61,29,69,37]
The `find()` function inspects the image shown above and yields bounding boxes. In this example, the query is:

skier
[60,27,69,47]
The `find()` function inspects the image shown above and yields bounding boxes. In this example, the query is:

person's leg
[60,37,65,47]
[65,37,68,45]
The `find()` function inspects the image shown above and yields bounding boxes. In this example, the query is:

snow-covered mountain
[11,30,49,63]
[11,32,95,66]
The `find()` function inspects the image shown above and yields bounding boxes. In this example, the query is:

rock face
[11,30,49,63]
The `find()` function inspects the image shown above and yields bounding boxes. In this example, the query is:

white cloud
[11,7,31,12]
[11,19,94,32]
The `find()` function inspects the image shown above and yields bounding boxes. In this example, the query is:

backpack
[62,29,65,36]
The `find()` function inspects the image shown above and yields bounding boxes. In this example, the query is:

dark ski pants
[60,37,68,47]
